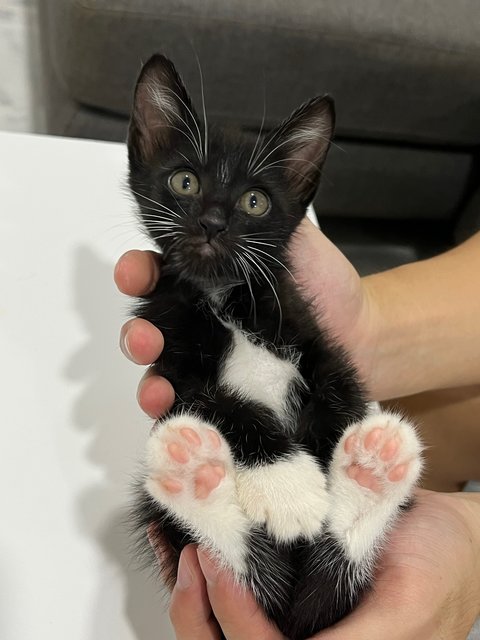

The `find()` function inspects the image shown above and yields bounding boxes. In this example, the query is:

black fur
[128,54,372,639]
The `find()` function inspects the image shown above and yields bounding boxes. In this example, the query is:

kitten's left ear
[266,96,335,205]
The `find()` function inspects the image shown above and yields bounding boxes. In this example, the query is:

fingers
[137,371,175,418]
[197,550,285,640]
[114,249,161,296]
[169,546,221,640]
[115,250,174,417]
[120,318,164,365]
[119,317,174,417]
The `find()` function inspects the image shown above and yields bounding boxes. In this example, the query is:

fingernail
[197,549,218,585]
[176,550,194,590]
[120,330,133,359]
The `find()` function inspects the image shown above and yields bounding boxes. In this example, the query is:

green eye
[239,190,270,216]
[169,170,200,195]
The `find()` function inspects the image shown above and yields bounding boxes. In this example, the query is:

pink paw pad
[380,438,399,462]
[364,428,384,451]
[206,429,221,450]
[160,478,183,494]
[148,419,230,502]
[180,427,202,447]
[342,420,415,494]
[194,463,226,499]
[388,464,407,482]
[167,442,190,464]
[344,435,358,454]
[347,464,381,492]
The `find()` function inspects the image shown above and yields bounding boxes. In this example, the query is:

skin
[114,220,480,639]
[166,490,480,640]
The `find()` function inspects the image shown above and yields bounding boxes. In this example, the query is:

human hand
[162,490,480,640]
[114,249,174,417]
[114,219,379,414]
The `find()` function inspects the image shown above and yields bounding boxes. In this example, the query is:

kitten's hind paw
[145,414,249,574]
[148,421,226,500]
[328,412,422,563]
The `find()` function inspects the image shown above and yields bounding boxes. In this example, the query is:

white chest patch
[219,326,304,423]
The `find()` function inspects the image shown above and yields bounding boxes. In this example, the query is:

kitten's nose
[199,210,227,241]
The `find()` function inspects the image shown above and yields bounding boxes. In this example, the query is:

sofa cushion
[45,0,480,146]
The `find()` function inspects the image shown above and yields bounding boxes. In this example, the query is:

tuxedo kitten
[128,54,422,639]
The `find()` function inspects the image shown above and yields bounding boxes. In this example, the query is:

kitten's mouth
[163,235,235,287]
[188,237,222,259]
[193,241,216,258]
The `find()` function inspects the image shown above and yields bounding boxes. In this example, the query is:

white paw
[236,452,329,543]
[328,412,422,563]
[145,414,249,574]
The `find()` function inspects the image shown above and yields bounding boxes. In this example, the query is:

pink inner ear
[276,98,334,200]
[132,79,176,161]
[130,55,197,164]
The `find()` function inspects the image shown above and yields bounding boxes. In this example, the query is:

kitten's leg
[236,451,330,543]
[327,411,422,567]
[145,414,250,576]
[284,412,422,638]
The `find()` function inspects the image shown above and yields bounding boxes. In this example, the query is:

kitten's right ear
[128,54,200,166]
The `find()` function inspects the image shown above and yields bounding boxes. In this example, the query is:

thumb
[311,590,408,640]
[197,549,285,640]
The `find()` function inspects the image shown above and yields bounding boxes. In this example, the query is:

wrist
[356,270,422,401]
[359,263,443,401]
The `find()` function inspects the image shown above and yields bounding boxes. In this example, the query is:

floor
[0,0,46,134]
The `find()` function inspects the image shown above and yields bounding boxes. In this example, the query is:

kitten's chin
[164,240,235,288]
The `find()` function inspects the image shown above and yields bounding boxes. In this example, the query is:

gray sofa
[40,0,480,272]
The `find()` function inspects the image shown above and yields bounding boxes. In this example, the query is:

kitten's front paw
[236,452,329,543]
[328,412,422,563]
[145,415,249,574]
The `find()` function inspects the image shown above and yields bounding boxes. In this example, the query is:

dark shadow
[64,244,174,640]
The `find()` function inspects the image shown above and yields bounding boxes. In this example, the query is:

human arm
[288,221,480,400]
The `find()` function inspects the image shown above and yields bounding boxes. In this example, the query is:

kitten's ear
[267,96,335,205]
[128,54,200,165]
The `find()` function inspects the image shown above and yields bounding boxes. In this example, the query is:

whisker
[138,205,182,219]
[150,231,185,241]
[132,189,178,213]
[152,121,202,163]
[247,120,288,175]
[234,248,257,324]
[172,194,189,218]
[247,84,267,172]
[159,86,204,162]
[241,248,283,335]
[194,52,208,163]
[253,163,317,185]
[244,245,296,281]
[244,239,277,248]
[241,231,281,239]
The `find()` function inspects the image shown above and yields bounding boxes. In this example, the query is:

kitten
[127,54,422,639]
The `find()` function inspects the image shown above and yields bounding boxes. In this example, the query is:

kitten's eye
[239,190,270,216]
[169,170,200,195]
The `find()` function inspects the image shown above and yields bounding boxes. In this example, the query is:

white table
[0,131,175,640]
